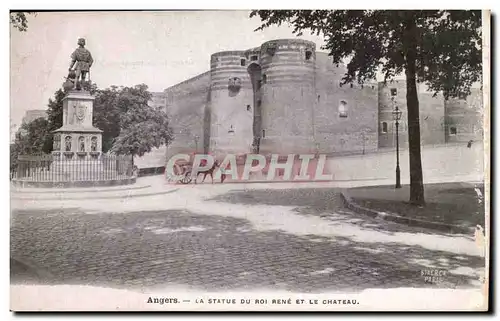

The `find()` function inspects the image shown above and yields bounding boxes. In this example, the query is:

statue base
[52,90,103,156]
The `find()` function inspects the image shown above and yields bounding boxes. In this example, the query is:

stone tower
[259,39,317,155]
[209,50,255,156]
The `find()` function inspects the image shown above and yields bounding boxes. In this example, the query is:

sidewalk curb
[340,190,475,235]
[167,177,389,185]
[11,184,152,194]
[11,188,179,201]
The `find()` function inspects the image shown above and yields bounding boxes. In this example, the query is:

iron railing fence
[14,154,135,182]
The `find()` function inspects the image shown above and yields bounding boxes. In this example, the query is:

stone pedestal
[51,90,103,178]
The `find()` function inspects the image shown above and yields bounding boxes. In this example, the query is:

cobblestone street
[10,183,485,293]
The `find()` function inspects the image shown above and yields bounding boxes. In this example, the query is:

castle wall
[444,88,484,143]
[136,38,484,171]
[163,71,211,160]
[134,146,167,169]
[314,53,379,155]
[419,90,446,145]
[259,39,316,155]
[378,81,445,148]
[209,51,254,156]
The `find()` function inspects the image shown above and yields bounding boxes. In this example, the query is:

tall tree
[10,141,20,176]
[20,118,51,154]
[250,10,482,205]
[43,88,68,154]
[110,84,173,165]
[46,89,66,129]
[10,118,50,174]
[10,12,36,32]
[93,85,122,152]
[94,84,156,152]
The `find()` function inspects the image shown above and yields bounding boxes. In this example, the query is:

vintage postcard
[9,9,490,312]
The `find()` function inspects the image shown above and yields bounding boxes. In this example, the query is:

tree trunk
[404,14,426,206]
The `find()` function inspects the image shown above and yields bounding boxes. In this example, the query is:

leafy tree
[44,88,66,153]
[20,118,51,154]
[10,118,50,175]
[93,85,122,152]
[110,84,173,166]
[94,84,157,152]
[10,142,20,176]
[250,10,482,205]
[10,134,25,175]
[10,12,36,32]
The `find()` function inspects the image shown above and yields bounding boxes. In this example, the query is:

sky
[10,11,327,130]
[9,10,484,134]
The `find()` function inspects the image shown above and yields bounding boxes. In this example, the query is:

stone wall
[259,39,317,155]
[164,71,211,160]
[378,80,445,148]
[209,51,254,156]
[134,146,167,169]
[135,38,484,170]
[419,90,446,145]
[444,88,484,143]
[314,53,379,155]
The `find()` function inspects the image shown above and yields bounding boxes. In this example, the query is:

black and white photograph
[8,8,490,311]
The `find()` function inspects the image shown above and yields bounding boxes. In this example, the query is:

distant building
[21,110,48,125]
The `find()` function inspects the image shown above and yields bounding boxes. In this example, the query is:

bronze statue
[69,38,94,90]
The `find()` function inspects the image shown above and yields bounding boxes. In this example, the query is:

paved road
[11,184,485,293]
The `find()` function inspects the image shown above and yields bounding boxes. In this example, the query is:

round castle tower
[259,39,317,155]
[209,51,255,156]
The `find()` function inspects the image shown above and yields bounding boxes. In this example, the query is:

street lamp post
[392,105,403,189]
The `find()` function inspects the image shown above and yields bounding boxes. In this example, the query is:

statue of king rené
[68,38,94,90]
